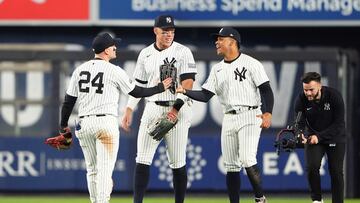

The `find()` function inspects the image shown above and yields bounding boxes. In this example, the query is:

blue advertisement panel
[0,136,136,191]
[0,135,330,191]
[100,0,360,25]
[148,134,331,191]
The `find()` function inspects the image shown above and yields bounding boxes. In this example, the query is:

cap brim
[211,33,239,42]
[157,25,175,29]
[210,33,224,40]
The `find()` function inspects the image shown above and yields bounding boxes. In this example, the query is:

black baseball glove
[148,113,178,141]
[160,58,177,94]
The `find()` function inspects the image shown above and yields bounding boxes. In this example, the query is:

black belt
[226,106,258,114]
[154,101,175,107]
[79,114,106,118]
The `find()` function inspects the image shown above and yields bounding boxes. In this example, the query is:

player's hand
[308,135,319,144]
[161,77,173,90]
[300,134,308,144]
[256,112,272,129]
[167,108,178,123]
[121,107,133,132]
[176,85,186,94]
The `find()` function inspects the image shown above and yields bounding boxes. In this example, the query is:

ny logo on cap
[166,17,172,23]
[219,28,223,33]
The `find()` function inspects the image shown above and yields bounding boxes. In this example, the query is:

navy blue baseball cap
[92,32,121,54]
[154,15,175,29]
[211,27,241,44]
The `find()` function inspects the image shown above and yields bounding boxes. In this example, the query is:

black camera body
[274,126,303,155]
[274,112,304,155]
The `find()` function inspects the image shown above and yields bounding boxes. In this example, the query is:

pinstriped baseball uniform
[67,59,135,203]
[129,41,196,168]
[202,53,269,171]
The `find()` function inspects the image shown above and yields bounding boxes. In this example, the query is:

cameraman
[295,72,346,203]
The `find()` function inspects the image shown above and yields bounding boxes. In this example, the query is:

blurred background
[0,0,360,199]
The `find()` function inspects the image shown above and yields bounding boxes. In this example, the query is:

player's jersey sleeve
[178,46,197,75]
[201,65,217,94]
[115,67,136,94]
[250,59,269,87]
[66,68,79,97]
[133,48,148,82]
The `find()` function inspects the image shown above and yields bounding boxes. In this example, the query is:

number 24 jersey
[66,59,135,117]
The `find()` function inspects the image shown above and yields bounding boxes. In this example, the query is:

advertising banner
[0,135,330,191]
[0,136,135,190]
[1,0,359,25]
[148,134,331,191]
[100,0,360,26]
[0,0,89,20]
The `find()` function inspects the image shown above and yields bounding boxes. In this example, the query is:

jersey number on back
[78,71,104,94]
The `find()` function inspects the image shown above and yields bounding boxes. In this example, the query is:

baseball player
[176,27,274,203]
[59,32,172,203]
[121,15,197,203]
[296,72,346,203]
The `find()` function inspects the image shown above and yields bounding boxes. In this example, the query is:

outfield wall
[0,48,353,192]
[0,135,330,192]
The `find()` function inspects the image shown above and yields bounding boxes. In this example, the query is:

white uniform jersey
[133,41,196,101]
[129,41,196,169]
[67,59,135,117]
[202,53,269,113]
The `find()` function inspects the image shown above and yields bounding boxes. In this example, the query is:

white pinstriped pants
[75,115,119,203]
[136,101,192,169]
[221,108,262,172]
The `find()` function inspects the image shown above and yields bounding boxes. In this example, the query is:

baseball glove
[160,57,177,94]
[148,113,178,141]
[45,127,73,150]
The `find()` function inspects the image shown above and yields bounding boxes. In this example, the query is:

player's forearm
[129,83,165,98]
[184,88,214,103]
[258,81,274,114]
[172,79,194,111]
[60,94,77,128]
[126,95,141,111]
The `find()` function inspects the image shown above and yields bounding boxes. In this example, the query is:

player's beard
[307,89,320,101]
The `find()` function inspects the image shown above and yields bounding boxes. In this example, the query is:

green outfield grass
[1,196,360,203]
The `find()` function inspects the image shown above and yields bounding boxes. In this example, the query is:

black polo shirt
[295,86,346,144]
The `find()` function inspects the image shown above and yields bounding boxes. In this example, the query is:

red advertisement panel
[0,0,89,20]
